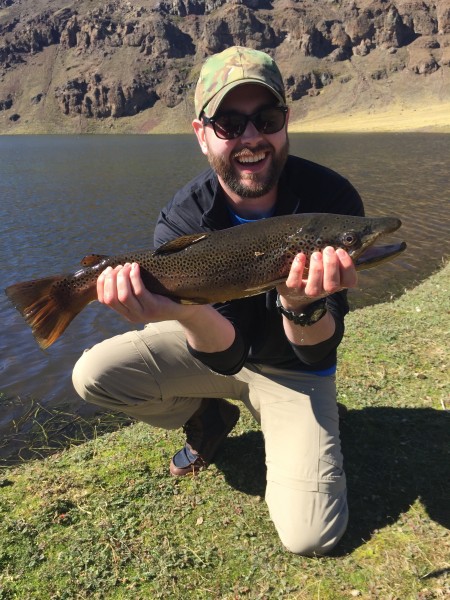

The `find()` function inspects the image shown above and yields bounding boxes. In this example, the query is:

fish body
[5,213,406,349]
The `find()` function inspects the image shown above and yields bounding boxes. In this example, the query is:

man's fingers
[336,248,358,288]
[285,253,306,290]
[116,264,135,307]
[98,266,120,304]
[99,264,138,317]
[97,266,111,303]
[322,247,343,294]
[129,263,145,297]
[309,247,358,295]
[304,251,324,297]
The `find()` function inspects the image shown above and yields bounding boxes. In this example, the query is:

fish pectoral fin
[178,297,203,305]
[153,233,209,255]
[243,278,287,295]
[81,254,109,267]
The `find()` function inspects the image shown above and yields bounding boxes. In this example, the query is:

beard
[206,137,290,198]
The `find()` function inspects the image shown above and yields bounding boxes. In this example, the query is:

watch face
[293,301,327,325]
[309,305,327,323]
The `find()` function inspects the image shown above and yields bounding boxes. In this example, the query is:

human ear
[192,119,208,155]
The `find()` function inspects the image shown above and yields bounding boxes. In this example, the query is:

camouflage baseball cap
[194,46,286,118]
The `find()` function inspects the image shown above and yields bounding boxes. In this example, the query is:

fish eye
[341,231,358,247]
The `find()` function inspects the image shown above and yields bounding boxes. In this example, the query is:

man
[73,46,364,555]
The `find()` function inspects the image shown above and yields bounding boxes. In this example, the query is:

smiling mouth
[234,150,268,165]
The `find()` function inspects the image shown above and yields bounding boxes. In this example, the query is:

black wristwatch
[276,294,327,326]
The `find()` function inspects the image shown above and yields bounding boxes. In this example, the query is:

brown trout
[5,213,406,349]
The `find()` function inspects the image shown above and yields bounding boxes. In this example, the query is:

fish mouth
[353,217,406,270]
[355,241,407,269]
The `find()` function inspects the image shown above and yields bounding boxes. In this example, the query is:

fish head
[287,214,406,271]
[333,215,406,270]
[347,216,407,269]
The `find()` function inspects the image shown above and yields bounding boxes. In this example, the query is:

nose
[240,118,263,141]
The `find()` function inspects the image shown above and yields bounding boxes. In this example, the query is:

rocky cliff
[0,0,449,133]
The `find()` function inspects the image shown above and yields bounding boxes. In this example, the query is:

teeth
[236,152,266,164]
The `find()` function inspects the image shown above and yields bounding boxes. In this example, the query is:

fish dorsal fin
[153,233,209,256]
[81,254,109,267]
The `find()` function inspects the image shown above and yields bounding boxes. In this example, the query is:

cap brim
[201,80,285,118]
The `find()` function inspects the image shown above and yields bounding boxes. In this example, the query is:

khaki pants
[72,321,348,555]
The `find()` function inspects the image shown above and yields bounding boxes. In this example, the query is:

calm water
[0,133,449,432]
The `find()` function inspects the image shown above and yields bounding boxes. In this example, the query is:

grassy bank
[0,263,449,599]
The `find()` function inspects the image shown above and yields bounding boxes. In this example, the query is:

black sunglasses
[202,105,288,140]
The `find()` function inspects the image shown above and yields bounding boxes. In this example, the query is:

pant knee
[71,333,203,429]
[72,347,102,403]
[277,514,347,556]
[72,336,132,405]
[266,483,348,556]
[72,330,155,403]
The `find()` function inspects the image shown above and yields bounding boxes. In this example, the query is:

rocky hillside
[0,0,449,133]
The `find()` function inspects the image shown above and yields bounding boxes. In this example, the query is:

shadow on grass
[215,407,450,554]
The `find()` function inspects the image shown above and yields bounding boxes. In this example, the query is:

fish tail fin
[5,274,95,349]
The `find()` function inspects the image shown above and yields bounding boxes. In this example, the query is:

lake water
[0,133,449,438]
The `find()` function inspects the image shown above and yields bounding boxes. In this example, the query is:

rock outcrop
[0,0,449,130]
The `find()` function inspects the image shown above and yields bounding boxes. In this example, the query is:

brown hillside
[0,0,449,133]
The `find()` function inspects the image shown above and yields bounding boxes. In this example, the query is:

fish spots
[287,233,325,256]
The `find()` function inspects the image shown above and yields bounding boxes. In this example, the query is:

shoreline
[2,104,450,136]
[289,102,450,134]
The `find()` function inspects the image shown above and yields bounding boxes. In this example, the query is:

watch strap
[276,295,327,326]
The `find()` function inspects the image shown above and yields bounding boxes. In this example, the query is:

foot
[170,398,240,477]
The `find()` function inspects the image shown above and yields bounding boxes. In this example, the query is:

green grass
[1,263,449,599]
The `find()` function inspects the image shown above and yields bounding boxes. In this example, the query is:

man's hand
[97,262,199,324]
[277,247,358,311]
[276,247,358,347]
